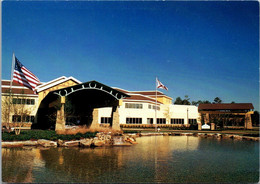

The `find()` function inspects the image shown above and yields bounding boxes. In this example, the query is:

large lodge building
[1,76,254,130]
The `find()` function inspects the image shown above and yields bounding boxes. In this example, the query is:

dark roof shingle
[198,103,254,110]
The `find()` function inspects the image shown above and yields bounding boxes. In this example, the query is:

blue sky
[2,1,259,110]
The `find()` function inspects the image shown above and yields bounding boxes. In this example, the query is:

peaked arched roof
[50,80,130,100]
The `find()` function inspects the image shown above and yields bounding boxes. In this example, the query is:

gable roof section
[198,103,254,111]
[36,76,81,93]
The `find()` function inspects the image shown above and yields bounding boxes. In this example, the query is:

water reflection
[2,148,44,183]
[2,136,259,183]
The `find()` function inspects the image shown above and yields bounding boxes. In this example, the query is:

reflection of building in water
[2,148,44,183]
[140,136,199,182]
[39,147,124,182]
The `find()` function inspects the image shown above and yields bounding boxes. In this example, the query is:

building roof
[1,80,38,96]
[36,76,81,93]
[198,103,254,110]
[124,93,163,105]
[114,87,171,104]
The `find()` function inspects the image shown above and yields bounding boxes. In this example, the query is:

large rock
[80,139,93,147]
[113,136,132,146]
[233,135,243,140]
[92,139,106,147]
[37,139,57,147]
[57,139,65,147]
[2,142,24,148]
[23,140,38,146]
[63,140,80,147]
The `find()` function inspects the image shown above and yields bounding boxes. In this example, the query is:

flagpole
[10,52,15,89]
[7,52,15,125]
[155,77,157,132]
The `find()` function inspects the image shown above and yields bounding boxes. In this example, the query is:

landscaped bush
[2,130,97,141]
[123,130,141,134]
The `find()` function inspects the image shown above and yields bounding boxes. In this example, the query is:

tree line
[173,95,226,106]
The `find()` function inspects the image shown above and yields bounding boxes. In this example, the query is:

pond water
[2,136,259,183]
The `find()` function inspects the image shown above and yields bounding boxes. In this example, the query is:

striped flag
[156,77,168,91]
[13,56,40,91]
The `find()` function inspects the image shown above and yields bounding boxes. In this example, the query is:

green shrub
[2,130,97,141]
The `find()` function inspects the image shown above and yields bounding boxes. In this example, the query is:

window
[147,118,154,124]
[17,99,21,104]
[12,98,35,105]
[26,99,35,105]
[21,99,26,104]
[148,104,160,111]
[125,103,143,109]
[126,117,142,124]
[157,118,166,124]
[188,119,197,124]
[12,98,17,104]
[12,115,21,122]
[171,118,184,124]
[12,115,34,123]
[101,117,112,124]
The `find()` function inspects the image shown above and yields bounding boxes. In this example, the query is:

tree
[182,95,191,105]
[163,106,171,124]
[174,95,191,105]
[213,97,222,104]
[192,100,210,106]
[192,101,198,106]
[252,111,259,127]
[174,97,183,105]
[1,89,13,131]
[1,89,34,134]
[202,100,211,104]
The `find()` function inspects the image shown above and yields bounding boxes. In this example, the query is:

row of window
[188,119,197,124]
[12,115,35,123]
[125,103,161,110]
[126,118,142,124]
[12,98,35,105]
[125,103,143,109]
[100,117,196,124]
[171,118,185,124]
[148,105,160,110]
[101,117,112,124]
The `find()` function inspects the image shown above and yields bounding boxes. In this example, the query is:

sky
[2,1,259,110]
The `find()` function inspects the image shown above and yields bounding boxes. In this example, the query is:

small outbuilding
[198,103,254,129]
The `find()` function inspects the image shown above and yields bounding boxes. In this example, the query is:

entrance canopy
[36,80,129,130]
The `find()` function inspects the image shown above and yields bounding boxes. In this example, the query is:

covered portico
[198,103,254,130]
[36,80,129,131]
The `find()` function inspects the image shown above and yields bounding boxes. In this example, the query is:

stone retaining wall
[2,132,138,148]
[2,132,259,148]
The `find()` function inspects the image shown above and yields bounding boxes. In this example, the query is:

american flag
[13,57,40,91]
[156,77,168,91]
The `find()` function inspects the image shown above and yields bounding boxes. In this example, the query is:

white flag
[156,78,168,91]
